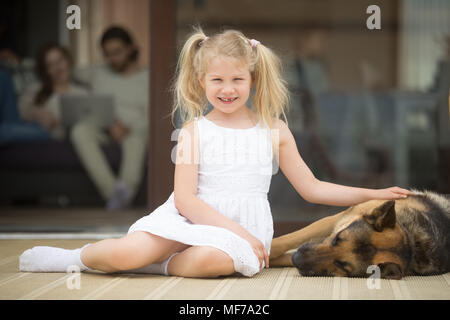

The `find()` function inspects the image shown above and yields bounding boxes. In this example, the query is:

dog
[269,189,450,279]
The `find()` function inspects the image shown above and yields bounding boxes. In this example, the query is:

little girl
[19,28,412,278]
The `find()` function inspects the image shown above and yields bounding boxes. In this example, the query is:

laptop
[60,94,115,128]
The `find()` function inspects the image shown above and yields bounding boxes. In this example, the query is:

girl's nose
[221,85,235,94]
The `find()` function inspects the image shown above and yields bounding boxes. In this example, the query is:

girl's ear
[198,75,205,90]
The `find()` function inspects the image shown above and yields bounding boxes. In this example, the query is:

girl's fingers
[395,187,414,194]
[255,249,263,270]
[394,192,407,198]
[391,187,413,198]
[262,247,269,268]
[252,241,269,270]
[402,190,412,196]
[260,249,265,269]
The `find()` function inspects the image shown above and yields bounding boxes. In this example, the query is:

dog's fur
[269,189,450,279]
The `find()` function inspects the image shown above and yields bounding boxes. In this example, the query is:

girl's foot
[19,244,92,273]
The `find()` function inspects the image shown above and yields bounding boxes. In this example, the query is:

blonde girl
[19,27,412,278]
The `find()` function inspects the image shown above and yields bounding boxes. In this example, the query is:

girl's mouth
[218,97,238,104]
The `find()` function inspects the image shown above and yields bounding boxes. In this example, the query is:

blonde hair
[171,26,290,159]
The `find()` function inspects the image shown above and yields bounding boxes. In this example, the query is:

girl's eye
[211,78,243,81]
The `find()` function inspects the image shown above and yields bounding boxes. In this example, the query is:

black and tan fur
[269,189,450,279]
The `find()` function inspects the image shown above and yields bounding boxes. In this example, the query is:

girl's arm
[173,120,256,240]
[276,119,413,207]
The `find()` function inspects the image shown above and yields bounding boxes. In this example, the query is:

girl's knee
[107,238,141,271]
[195,247,235,277]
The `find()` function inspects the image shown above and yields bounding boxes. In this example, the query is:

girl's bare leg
[81,231,190,273]
[167,246,235,278]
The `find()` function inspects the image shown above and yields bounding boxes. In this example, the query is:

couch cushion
[0,140,121,171]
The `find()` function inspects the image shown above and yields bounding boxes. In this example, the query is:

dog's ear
[363,200,396,232]
[378,262,403,280]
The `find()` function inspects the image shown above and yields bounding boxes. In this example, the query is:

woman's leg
[81,231,190,273]
[167,246,235,278]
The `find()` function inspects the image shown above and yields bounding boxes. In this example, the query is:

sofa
[0,139,147,207]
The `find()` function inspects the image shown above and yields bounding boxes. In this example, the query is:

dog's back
[397,190,450,275]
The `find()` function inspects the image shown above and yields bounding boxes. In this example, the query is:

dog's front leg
[269,252,294,267]
[270,210,348,259]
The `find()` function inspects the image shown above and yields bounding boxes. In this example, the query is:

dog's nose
[292,245,315,273]
[292,250,315,276]
[292,249,307,267]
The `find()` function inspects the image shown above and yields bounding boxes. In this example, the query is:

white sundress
[127,115,275,277]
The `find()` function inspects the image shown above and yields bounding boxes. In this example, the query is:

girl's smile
[218,97,238,104]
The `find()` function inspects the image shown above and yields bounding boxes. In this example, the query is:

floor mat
[1,239,449,300]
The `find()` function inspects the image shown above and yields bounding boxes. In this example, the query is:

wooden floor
[1,207,449,300]
[1,239,449,300]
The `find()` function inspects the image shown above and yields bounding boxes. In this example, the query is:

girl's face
[199,56,252,115]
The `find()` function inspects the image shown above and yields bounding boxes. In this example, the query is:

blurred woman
[18,43,87,140]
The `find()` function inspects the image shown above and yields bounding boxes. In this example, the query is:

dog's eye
[334,259,351,274]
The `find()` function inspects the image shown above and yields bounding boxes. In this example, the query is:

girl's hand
[375,186,414,200]
[244,233,269,271]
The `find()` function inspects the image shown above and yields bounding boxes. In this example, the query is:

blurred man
[71,26,149,210]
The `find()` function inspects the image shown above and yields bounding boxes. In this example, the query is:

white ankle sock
[124,252,179,275]
[19,243,93,273]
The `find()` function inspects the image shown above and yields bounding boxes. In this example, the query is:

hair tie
[250,39,260,48]
[200,36,209,46]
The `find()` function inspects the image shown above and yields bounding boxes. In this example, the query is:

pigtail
[250,42,290,161]
[171,27,209,127]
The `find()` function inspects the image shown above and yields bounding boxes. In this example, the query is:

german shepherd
[269,189,450,279]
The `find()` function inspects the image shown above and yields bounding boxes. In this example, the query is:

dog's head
[292,199,413,279]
